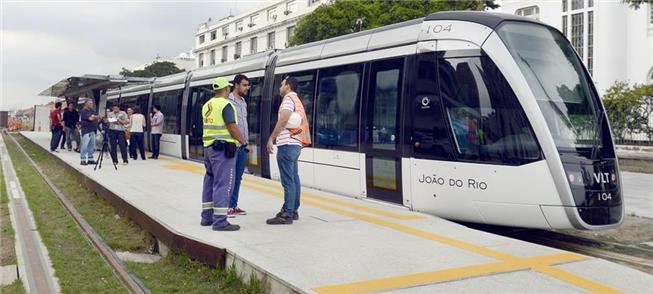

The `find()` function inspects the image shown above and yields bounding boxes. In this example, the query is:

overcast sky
[1,0,266,111]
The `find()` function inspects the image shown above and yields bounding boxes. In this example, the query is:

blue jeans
[80,132,96,162]
[201,146,236,228]
[151,133,162,158]
[229,146,248,208]
[277,145,301,217]
[50,127,62,151]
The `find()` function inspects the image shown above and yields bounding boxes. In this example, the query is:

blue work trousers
[277,145,301,217]
[201,146,236,228]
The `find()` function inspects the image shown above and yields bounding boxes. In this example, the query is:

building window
[588,11,594,76]
[571,13,584,59]
[209,49,216,65]
[235,42,242,60]
[287,26,295,45]
[199,34,205,44]
[221,46,228,63]
[286,0,297,14]
[515,6,540,20]
[571,0,583,10]
[222,26,229,38]
[249,14,259,27]
[588,0,593,7]
[210,30,217,41]
[268,31,276,49]
[198,53,204,67]
[236,21,243,32]
[562,0,568,12]
[562,15,568,37]
[250,37,258,54]
[268,7,277,22]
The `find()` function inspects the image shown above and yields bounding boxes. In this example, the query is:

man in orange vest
[266,76,311,225]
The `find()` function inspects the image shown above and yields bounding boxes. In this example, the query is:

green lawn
[0,149,24,294]
[10,134,262,293]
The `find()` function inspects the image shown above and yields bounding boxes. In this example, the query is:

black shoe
[294,212,299,221]
[200,220,212,226]
[148,156,156,159]
[267,212,293,225]
[213,224,240,231]
[80,161,87,166]
[87,160,97,165]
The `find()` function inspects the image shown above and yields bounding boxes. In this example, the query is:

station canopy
[39,74,152,98]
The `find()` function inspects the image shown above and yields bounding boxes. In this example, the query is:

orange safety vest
[286,92,311,148]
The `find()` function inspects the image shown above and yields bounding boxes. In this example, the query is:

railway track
[466,222,653,274]
[6,133,150,294]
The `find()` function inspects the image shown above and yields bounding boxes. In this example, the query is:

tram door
[362,58,405,204]
[187,86,213,161]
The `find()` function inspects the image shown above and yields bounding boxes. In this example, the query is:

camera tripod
[94,131,117,171]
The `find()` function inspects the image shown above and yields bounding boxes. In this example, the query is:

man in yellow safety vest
[200,77,252,231]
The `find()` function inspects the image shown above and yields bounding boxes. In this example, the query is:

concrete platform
[20,132,653,293]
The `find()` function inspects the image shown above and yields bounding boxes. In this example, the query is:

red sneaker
[227,208,237,218]
[234,207,247,215]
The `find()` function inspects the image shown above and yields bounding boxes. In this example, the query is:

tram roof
[425,11,544,29]
[40,74,151,98]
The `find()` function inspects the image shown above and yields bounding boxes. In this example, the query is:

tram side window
[247,78,263,166]
[152,89,182,134]
[439,57,541,164]
[315,64,363,149]
[412,53,455,160]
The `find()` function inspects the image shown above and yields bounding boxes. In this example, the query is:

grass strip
[12,134,262,293]
[1,153,17,266]
[3,133,126,293]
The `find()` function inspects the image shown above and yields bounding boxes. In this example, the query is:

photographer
[107,105,130,165]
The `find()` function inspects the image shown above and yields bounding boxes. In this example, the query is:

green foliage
[623,0,652,9]
[291,0,498,46]
[602,81,653,140]
[120,61,184,78]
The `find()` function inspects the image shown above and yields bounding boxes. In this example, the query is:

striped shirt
[276,93,301,146]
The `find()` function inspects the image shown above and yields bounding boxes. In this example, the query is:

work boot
[278,209,298,220]
[266,212,293,225]
[213,223,240,231]
[200,219,212,226]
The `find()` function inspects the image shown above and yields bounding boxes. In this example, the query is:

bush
[602,81,653,141]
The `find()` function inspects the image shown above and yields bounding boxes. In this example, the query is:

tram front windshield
[497,22,604,157]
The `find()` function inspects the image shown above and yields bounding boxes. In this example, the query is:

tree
[623,0,652,9]
[290,0,498,46]
[119,61,184,78]
[603,81,653,141]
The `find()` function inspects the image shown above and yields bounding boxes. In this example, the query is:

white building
[134,51,196,71]
[194,0,329,68]
[498,0,653,93]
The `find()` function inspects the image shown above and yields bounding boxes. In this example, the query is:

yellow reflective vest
[202,97,238,147]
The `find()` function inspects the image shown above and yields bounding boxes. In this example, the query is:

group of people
[49,100,166,166]
[201,74,310,231]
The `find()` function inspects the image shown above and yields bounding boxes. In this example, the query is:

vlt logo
[593,172,614,184]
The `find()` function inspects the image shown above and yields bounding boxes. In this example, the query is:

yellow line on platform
[241,182,622,294]
[158,159,621,294]
[313,253,588,294]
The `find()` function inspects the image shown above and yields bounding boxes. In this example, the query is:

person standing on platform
[227,74,251,217]
[107,105,130,165]
[49,101,63,152]
[79,100,99,165]
[149,105,164,159]
[62,102,80,152]
[129,106,147,160]
[200,77,251,231]
[266,77,311,225]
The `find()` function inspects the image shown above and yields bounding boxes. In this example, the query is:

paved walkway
[621,171,653,219]
[21,131,653,293]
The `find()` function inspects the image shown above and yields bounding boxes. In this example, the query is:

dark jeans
[108,129,128,163]
[277,145,301,217]
[229,147,248,208]
[129,132,146,160]
[64,127,80,150]
[50,127,62,151]
[151,133,162,158]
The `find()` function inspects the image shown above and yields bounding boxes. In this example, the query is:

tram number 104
[595,192,613,201]
[426,24,453,34]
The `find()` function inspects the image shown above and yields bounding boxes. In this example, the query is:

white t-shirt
[130,113,146,132]
[276,94,301,146]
